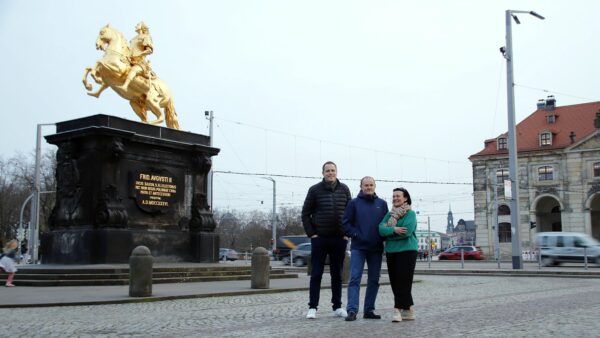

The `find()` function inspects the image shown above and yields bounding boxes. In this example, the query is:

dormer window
[539,132,552,146]
[497,137,507,150]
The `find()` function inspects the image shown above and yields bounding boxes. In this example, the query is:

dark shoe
[345,312,357,321]
[363,311,381,319]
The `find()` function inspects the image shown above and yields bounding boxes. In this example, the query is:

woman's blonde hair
[3,239,18,251]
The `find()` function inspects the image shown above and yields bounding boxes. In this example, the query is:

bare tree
[0,150,56,246]
[214,210,243,249]
[278,206,304,236]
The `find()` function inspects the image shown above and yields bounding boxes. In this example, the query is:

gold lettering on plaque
[134,173,177,208]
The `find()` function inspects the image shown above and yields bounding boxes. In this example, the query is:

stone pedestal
[41,114,220,263]
[190,232,220,262]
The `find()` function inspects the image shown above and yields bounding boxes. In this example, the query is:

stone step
[0,265,298,286]
[1,273,300,287]
[8,269,287,281]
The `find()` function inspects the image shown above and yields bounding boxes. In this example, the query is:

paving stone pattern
[2,275,599,337]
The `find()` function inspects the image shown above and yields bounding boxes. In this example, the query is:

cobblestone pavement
[2,275,599,337]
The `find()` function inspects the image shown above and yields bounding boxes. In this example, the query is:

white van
[535,232,600,266]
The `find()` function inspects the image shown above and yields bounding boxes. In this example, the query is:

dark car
[219,248,240,261]
[273,235,310,262]
[438,246,484,260]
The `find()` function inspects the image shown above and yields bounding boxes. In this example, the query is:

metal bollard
[251,247,270,289]
[342,251,350,284]
[460,249,464,269]
[129,246,153,297]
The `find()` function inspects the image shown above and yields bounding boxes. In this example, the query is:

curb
[0,281,392,309]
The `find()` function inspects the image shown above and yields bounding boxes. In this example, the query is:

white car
[536,232,600,266]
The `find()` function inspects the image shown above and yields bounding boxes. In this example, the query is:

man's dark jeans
[308,236,347,310]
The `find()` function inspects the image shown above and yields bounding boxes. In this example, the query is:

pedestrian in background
[302,161,351,319]
[379,187,418,322]
[0,240,19,287]
[343,176,388,321]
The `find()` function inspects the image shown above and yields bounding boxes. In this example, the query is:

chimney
[545,95,556,111]
[569,131,576,144]
[595,111,600,129]
[536,99,546,110]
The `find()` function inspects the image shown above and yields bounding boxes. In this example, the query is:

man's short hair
[322,161,337,173]
[360,176,375,186]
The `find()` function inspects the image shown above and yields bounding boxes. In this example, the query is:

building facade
[469,97,600,258]
[415,229,445,252]
[445,207,477,247]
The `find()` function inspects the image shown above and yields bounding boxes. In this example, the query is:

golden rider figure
[122,21,155,91]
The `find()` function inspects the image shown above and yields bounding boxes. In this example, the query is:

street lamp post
[205,110,214,209]
[261,177,276,252]
[502,9,544,269]
[29,123,55,264]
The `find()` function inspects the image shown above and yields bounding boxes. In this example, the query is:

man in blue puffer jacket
[343,176,389,321]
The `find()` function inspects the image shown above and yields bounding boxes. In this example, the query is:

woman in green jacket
[378,188,418,322]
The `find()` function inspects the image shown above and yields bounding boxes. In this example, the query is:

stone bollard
[129,246,153,297]
[251,247,270,289]
[342,251,350,284]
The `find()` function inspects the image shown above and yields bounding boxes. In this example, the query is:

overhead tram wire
[514,83,599,102]
[214,116,469,165]
[213,170,471,185]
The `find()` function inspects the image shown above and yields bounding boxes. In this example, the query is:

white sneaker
[401,307,415,320]
[392,308,402,322]
[306,308,317,319]
[333,308,348,318]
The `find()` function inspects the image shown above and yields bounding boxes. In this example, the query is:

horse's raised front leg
[87,83,108,98]
[82,67,94,91]
[90,67,103,84]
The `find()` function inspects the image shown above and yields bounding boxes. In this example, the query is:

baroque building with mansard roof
[469,96,600,258]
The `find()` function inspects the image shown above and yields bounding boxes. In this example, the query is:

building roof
[470,100,600,159]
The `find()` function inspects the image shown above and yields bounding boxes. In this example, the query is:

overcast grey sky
[1,1,599,233]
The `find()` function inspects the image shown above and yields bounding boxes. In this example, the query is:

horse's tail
[165,98,180,130]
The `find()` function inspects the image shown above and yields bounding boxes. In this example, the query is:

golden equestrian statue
[83,22,180,129]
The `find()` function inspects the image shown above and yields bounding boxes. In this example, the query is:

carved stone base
[190,232,220,263]
[41,228,196,264]
[41,114,219,264]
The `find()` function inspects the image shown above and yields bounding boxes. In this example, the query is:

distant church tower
[446,205,454,234]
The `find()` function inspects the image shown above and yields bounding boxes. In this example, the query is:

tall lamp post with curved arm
[501,9,544,269]
[261,177,276,253]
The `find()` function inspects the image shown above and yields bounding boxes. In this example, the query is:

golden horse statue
[82,24,180,129]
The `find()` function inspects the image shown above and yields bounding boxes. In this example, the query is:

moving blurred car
[273,235,310,263]
[438,246,484,260]
[289,242,312,266]
[287,242,352,266]
[219,248,240,261]
[536,232,600,266]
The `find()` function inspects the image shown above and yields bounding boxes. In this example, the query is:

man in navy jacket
[343,176,389,321]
